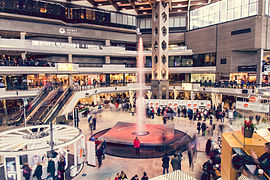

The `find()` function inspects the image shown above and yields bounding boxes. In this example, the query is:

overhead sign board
[58,63,73,71]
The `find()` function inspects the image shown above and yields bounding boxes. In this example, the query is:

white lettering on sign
[31,40,101,50]
[58,28,79,35]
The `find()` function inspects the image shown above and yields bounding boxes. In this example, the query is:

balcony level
[0,38,192,57]
[0,64,216,75]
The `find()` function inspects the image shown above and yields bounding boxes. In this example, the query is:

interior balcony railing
[0,0,136,30]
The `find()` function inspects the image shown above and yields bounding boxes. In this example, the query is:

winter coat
[162,155,170,168]
[33,164,42,178]
[133,139,140,148]
[171,157,180,170]
[47,160,55,176]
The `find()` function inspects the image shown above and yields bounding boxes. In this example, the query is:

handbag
[58,170,61,178]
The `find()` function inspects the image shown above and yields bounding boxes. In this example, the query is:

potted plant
[242,119,255,138]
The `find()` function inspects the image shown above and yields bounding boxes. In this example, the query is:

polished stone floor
[74,109,233,180]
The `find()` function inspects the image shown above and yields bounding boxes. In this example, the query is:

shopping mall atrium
[0,0,269,179]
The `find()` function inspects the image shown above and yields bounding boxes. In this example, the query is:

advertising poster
[87,140,96,167]
[5,157,17,180]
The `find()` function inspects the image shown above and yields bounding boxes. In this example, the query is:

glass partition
[190,0,258,30]
[139,16,186,29]
[0,0,136,30]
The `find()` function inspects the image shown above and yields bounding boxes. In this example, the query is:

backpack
[23,167,30,176]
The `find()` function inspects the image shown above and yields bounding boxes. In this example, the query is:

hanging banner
[236,101,269,113]
[145,100,211,110]
[87,140,96,167]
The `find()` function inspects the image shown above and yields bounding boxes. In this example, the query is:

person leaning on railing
[251,142,270,176]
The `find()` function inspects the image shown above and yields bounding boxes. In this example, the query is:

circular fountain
[91,37,191,158]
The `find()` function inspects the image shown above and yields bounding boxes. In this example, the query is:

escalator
[7,85,52,125]
[43,87,74,124]
[27,87,65,125]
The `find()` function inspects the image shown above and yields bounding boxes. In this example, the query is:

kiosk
[0,125,84,180]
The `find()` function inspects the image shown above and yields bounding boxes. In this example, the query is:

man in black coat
[92,117,96,130]
[162,153,170,174]
[96,147,104,168]
[47,159,55,179]
[33,162,42,180]
[201,122,207,136]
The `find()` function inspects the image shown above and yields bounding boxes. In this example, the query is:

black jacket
[33,164,42,177]
[47,160,55,176]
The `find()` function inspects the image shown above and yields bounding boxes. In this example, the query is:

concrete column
[105,40,110,46]
[68,54,72,63]
[105,56,110,64]
[2,100,7,117]
[190,91,195,100]
[185,73,190,82]
[123,73,125,85]
[68,54,73,86]
[256,49,264,86]
[151,1,170,99]
[68,36,72,43]
[21,52,26,60]
[186,11,190,31]
[20,32,26,40]
[105,74,110,85]
[258,0,266,16]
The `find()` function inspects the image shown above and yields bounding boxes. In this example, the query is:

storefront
[229,73,256,84]
[110,74,123,84]
[27,74,47,87]
[27,74,69,86]
[191,73,215,83]
[125,73,136,83]
[6,75,28,90]
[73,74,105,85]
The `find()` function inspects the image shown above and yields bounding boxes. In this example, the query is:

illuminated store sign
[58,63,73,71]
[182,83,193,91]
[32,40,101,50]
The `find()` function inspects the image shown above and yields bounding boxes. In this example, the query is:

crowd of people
[0,55,54,67]
[114,171,148,180]
[199,79,268,88]
[22,154,66,180]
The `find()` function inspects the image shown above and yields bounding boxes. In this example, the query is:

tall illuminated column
[151,1,169,99]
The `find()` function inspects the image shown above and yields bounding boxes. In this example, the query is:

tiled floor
[75,109,232,180]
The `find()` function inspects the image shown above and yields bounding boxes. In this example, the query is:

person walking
[201,122,207,136]
[57,156,66,180]
[47,159,55,179]
[221,111,225,123]
[133,137,141,155]
[119,171,128,180]
[114,173,120,180]
[96,147,103,168]
[177,152,183,170]
[188,147,194,170]
[197,121,201,134]
[33,162,42,180]
[131,175,139,180]
[218,123,224,135]
[162,153,170,174]
[141,172,148,180]
[101,140,106,159]
[22,163,31,180]
[182,107,187,118]
[89,122,93,135]
[205,138,212,155]
[171,154,180,171]
[92,117,97,130]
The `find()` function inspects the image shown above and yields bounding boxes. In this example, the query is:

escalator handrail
[38,87,62,121]
[43,87,72,124]
[7,85,50,124]
[27,86,61,124]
